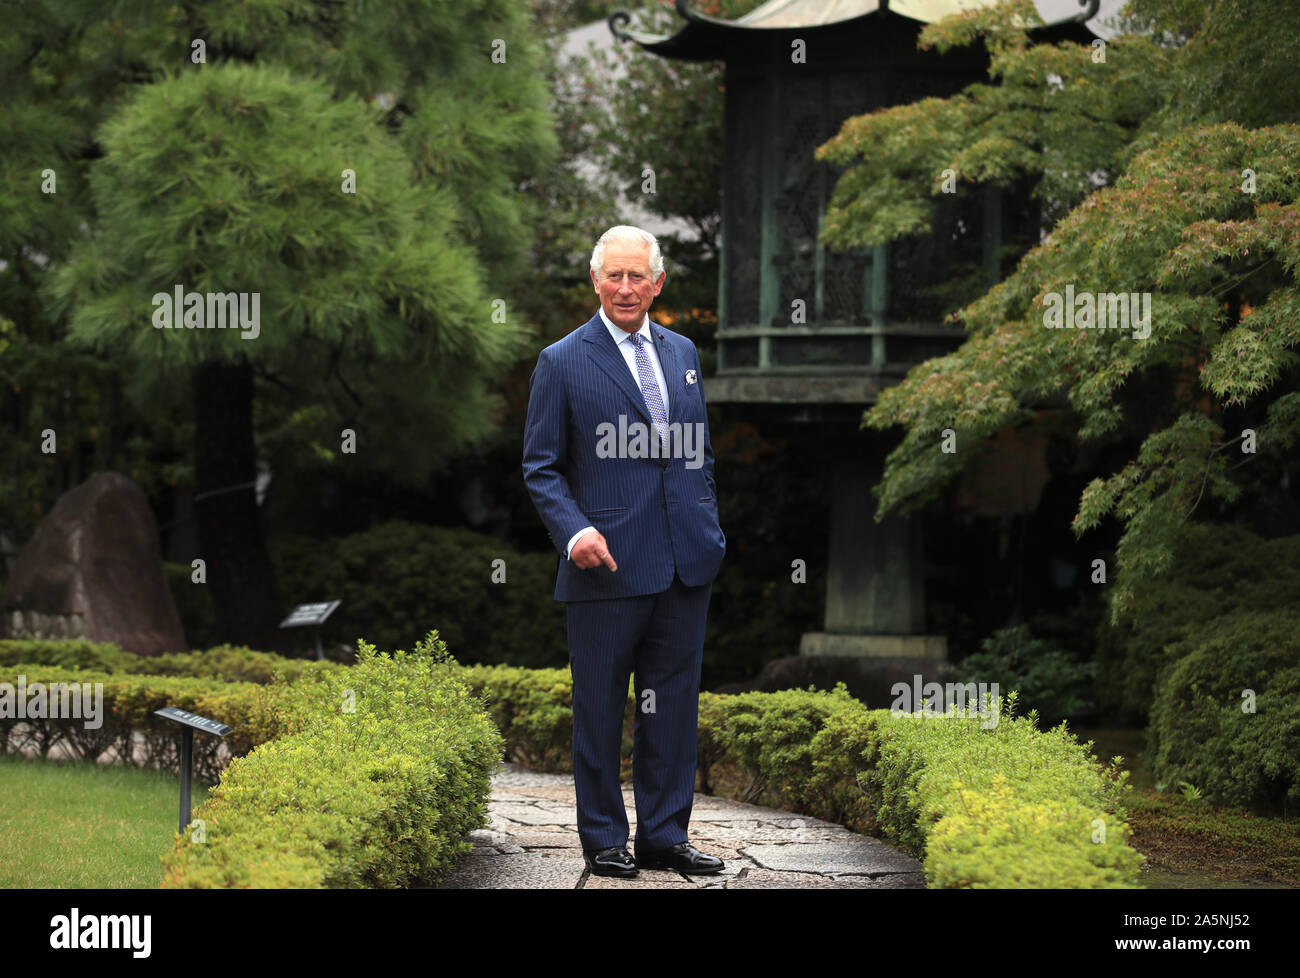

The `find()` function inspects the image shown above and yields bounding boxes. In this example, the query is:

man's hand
[571,531,618,572]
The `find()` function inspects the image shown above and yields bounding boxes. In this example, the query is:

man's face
[590,239,665,332]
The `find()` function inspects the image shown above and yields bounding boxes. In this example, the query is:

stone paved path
[437,762,925,889]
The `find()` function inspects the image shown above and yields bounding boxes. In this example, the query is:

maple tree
[819,0,1300,621]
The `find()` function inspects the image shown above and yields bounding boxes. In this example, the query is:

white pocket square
[685,370,697,385]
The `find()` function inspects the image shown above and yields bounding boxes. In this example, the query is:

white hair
[589,225,665,280]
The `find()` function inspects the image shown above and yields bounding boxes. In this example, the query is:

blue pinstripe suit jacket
[522,311,726,602]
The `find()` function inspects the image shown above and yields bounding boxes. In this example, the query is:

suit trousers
[565,571,712,851]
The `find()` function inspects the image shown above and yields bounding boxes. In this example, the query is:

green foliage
[3,0,559,550]
[1095,522,1300,719]
[697,686,879,829]
[0,639,136,673]
[3,632,502,887]
[458,664,574,770]
[818,0,1300,625]
[954,624,1097,728]
[270,521,569,667]
[863,697,1140,887]
[922,774,1140,888]
[45,60,532,483]
[135,645,335,685]
[1148,627,1300,814]
[819,0,1173,247]
[0,637,338,684]
[161,633,503,888]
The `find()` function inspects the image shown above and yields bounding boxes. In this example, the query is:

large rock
[1,471,187,655]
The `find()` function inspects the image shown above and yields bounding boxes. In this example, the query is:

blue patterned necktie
[629,332,669,446]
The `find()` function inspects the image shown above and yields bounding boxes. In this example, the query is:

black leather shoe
[634,840,724,874]
[583,845,638,878]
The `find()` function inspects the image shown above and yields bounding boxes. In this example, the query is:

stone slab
[505,785,579,803]
[724,868,921,889]
[689,821,858,843]
[507,831,584,849]
[489,802,580,825]
[436,851,586,889]
[584,871,699,889]
[742,841,922,876]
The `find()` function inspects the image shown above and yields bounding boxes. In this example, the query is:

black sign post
[278,600,342,660]
[154,707,232,835]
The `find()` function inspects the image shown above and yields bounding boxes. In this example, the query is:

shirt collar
[598,306,651,345]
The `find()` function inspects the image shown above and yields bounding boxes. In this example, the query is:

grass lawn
[0,754,209,888]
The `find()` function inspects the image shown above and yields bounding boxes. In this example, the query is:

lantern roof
[609,0,1100,59]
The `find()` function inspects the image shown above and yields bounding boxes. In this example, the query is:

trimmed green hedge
[697,686,876,830]
[134,645,337,684]
[0,639,137,673]
[160,635,503,888]
[0,665,276,783]
[460,665,1141,888]
[459,664,574,770]
[863,697,1140,888]
[0,639,338,684]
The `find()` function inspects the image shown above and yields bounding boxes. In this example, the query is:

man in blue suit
[521,225,726,878]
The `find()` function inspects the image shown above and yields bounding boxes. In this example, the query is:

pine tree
[29,2,556,647]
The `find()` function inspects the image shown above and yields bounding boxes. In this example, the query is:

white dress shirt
[565,308,670,560]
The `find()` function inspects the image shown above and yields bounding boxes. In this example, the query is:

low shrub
[138,645,340,684]
[0,638,336,685]
[953,624,1097,728]
[0,639,136,673]
[160,633,503,888]
[1095,523,1300,722]
[697,686,876,829]
[862,696,1140,887]
[1148,623,1300,814]
[458,664,574,770]
[0,665,275,783]
[270,522,568,667]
